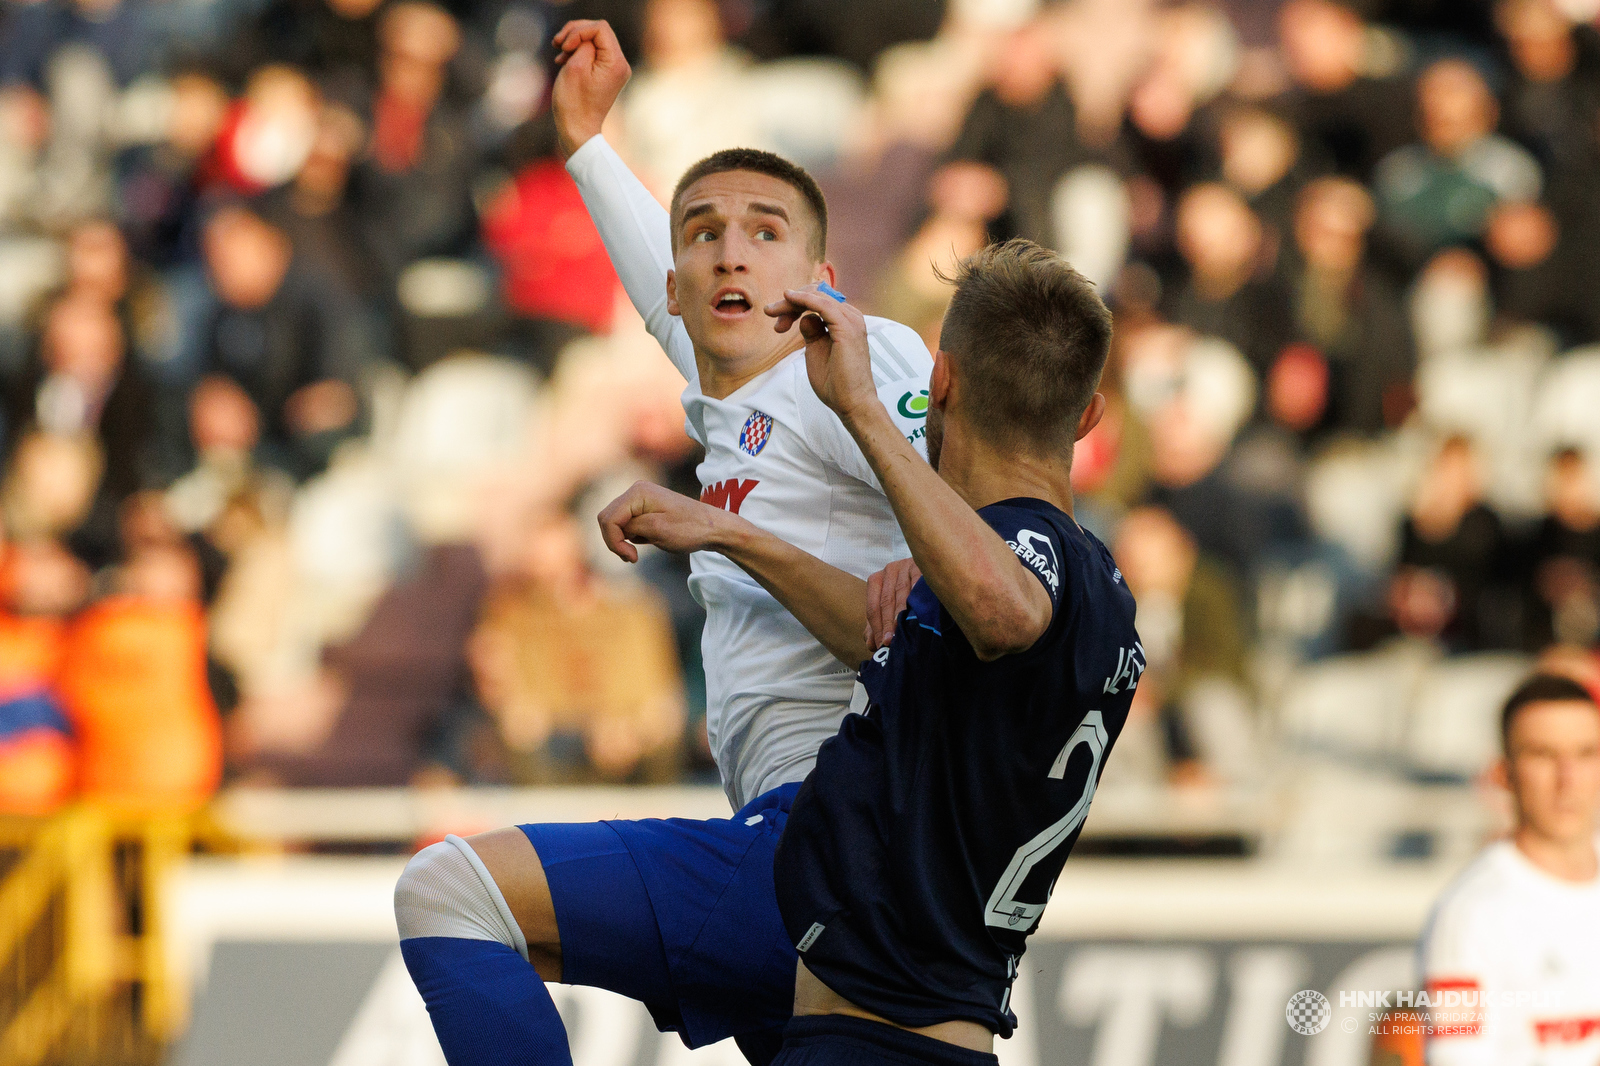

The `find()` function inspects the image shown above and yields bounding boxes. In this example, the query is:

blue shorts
[519,783,801,1061]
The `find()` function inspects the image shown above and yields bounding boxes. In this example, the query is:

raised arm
[553,20,693,378]
[597,481,871,666]
[771,291,1052,662]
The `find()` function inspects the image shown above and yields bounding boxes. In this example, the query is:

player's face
[1505,700,1600,844]
[667,171,824,364]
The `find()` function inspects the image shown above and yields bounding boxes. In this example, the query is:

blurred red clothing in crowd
[482,159,620,334]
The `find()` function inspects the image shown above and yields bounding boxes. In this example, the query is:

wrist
[557,125,602,161]
[706,508,751,556]
[836,392,891,434]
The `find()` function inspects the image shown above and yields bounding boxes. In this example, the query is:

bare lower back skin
[793,960,995,1054]
[462,827,565,981]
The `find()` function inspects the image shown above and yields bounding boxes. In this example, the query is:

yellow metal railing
[0,807,203,1066]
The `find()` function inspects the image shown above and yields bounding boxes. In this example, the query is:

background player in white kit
[392,18,932,1066]
[1421,673,1600,1066]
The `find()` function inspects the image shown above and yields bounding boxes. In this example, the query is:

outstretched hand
[764,287,878,420]
[551,19,631,159]
[597,480,732,562]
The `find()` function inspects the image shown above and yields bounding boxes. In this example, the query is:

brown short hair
[937,239,1114,453]
[1502,673,1597,752]
[670,148,828,260]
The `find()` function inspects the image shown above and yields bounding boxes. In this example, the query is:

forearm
[565,136,686,361]
[714,518,870,667]
[843,403,1045,658]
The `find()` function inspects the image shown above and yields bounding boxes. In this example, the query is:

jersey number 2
[982,710,1109,933]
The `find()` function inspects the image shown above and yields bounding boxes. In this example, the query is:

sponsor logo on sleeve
[739,411,774,456]
[1008,529,1059,593]
[897,390,929,419]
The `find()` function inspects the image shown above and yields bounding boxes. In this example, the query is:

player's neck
[1513,824,1599,884]
[937,429,1075,517]
[693,337,804,400]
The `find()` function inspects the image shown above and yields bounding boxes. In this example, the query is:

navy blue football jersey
[773,497,1142,1036]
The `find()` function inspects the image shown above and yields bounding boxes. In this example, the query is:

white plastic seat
[1402,653,1532,779]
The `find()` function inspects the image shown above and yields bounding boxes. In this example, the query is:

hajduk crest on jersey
[740,411,774,456]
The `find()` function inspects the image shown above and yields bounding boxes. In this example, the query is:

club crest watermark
[1287,990,1331,1035]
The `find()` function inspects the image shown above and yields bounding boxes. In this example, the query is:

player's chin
[696,309,768,346]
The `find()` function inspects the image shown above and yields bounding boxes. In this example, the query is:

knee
[394,836,530,962]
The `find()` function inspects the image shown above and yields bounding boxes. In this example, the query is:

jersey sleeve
[1419,895,1497,1066]
[984,508,1067,614]
[795,316,933,487]
[565,135,696,382]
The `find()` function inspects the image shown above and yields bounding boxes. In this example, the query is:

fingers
[597,500,639,564]
[596,480,655,564]
[552,19,623,65]
[621,512,667,548]
[867,559,920,648]
[878,564,901,645]
[798,312,829,343]
[763,293,801,333]
[765,284,857,335]
[865,568,885,647]
[552,19,604,49]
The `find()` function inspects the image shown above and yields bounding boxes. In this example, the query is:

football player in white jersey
[394,19,933,1066]
[1421,673,1600,1066]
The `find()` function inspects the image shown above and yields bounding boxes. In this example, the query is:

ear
[666,269,680,317]
[1486,756,1511,793]
[929,351,952,409]
[816,261,838,288]
[1075,392,1107,442]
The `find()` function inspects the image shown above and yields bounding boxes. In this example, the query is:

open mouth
[711,288,753,318]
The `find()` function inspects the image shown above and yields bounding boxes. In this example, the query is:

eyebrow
[679,201,792,229]
[746,202,790,223]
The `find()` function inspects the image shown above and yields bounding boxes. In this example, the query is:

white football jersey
[568,136,933,809]
[1420,837,1600,1066]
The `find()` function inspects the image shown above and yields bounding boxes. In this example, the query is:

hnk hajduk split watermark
[1285,988,1565,1037]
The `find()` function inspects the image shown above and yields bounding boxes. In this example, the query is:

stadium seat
[1402,653,1531,781]
[1303,443,1411,575]
[391,354,540,544]
[1050,164,1130,292]
[1417,341,1549,516]
[1531,347,1600,461]
[1276,642,1438,762]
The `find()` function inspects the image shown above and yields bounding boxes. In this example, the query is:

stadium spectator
[353,1,478,281]
[1217,102,1304,246]
[1518,447,1600,650]
[197,202,375,479]
[1391,435,1509,651]
[1283,177,1414,438]
[1495,0,1600,177]
[617,0,757,192]
[1113,504,1253,787]
[56,540,223,810]
[0,0,152,91]
[1166,182,1294,375]
[1277,0,1413,181]
[942,14,1082,246]
[1374,58,1543,267]
[6,293,152,567]
[0,535,80,815]
[470,511,685,785]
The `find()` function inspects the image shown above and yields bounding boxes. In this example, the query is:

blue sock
[400,936,573,1066]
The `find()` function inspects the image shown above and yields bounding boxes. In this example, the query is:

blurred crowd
[3,0,1600,814]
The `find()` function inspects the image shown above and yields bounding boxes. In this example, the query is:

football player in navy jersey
[604,238,1141,1065]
